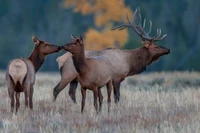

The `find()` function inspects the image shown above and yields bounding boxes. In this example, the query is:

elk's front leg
[81,87,86,113]
[68,79,78,103]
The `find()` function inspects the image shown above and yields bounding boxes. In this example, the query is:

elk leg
[106,80,112,112]
[8,88,14,112]
[24,91,28,107]
[93,88,98,113]
[15,92,20,113]
[24,83,30,108]
[113,80,121,103]
[68,79,78,103]
[81,87,86,113]
[98,88,103,112]
[29,86,33,110]
[53,78,74,101]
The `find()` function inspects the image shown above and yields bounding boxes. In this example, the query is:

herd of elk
[5,8,170,113]
[53,8,170,106]
[5,36,60,113]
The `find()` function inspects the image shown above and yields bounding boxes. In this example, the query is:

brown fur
[54,41,170,103]
[62,35,113,113]
[54,9,171,104]
[5,36,61,113]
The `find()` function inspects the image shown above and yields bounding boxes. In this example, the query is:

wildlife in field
[54,8,170,104]
[61,35,113,113]
[5,36,61,113]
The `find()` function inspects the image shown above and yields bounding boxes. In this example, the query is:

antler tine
[130,9,145,38]
[143,19,146,29]
[111,25,126,30]
[132,8,137,24]
[71,34,77,39]
[147,20,152,35]
[150,29,161,40]
[126,12,131,24]
[154,34,167,41]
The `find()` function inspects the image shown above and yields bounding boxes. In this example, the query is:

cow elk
[6,36,61,113]
[61,35,113,113]
[54,8,170,104]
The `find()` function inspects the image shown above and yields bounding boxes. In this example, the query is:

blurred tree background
[0,0,199,72]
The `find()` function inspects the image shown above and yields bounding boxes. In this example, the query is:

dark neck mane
[28,47,45,72]
[71,48,87,74]
[127,47,152,76]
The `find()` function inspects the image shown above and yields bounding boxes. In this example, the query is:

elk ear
[79,35,83,45]
[32,36,40,45]
[71,34,76,40]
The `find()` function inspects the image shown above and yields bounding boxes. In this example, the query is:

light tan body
[57,48,129,82]
[77,56,112,89]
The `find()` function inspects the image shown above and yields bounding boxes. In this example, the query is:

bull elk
[54,8,170,104]
[61,35,113,113]
[5,36,61,113]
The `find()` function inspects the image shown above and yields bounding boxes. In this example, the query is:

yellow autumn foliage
[84,28,128,50]
[63,0,133,50]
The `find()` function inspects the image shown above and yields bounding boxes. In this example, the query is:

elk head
[112,8,170,63]
[32,36,61,56]
[61,35,84,55]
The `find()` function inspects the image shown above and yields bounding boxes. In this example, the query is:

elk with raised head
[6,36,61,113]
[54,8,170,104]
[61,35,113,113]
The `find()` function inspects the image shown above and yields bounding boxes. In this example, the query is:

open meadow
[0,71,200,133]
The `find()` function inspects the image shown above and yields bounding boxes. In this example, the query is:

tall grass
[0,71,200,133]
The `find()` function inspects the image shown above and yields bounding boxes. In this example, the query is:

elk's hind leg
[8,87,15,113]
[106,80,112,112]
[93,88,98,113]
[15,92,20,113]
[98,88,103,112]
[24,83,30,108]
[29,85,33,110]
[53,77,76,101]
[112,80,121,103]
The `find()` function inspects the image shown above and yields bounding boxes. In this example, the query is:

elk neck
[28,47,45,72]
[127,47,153,76]
[71,47,87,74]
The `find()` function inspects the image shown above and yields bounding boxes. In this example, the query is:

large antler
[112,8,167,41]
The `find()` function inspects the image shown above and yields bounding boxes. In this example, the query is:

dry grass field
[0,71,200,133]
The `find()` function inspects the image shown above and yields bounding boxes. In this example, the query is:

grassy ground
[0,71,200,133]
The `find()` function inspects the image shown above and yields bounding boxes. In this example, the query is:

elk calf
[61,35,113,113]
[6,36,60,113]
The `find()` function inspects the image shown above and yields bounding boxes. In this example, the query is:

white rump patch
[8,59,27,85]
[56,53,72,69]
